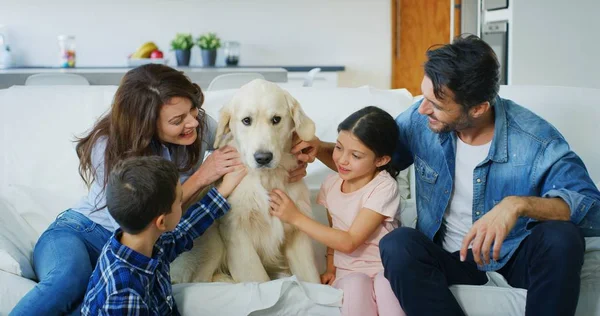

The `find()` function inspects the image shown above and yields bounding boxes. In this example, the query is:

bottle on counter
[58,35,76,68]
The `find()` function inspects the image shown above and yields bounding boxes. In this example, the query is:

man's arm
[537,139,600,231]
[292,102,421,173]
[515,196,570,221]
[316,140,336,171]
[462,138,600,265]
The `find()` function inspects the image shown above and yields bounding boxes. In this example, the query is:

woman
[10,64,244,315]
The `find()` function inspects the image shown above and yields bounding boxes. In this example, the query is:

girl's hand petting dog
[216,165,247,198]
[269,189,304,225]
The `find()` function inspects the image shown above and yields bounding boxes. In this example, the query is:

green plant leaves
[171,33,194,51]
[197,32,221,50]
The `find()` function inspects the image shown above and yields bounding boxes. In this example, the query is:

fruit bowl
[128,41,167,67]
[127,58,168,67]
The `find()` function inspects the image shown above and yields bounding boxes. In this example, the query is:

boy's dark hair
[424,34,500,111]
[337,106,400,178]
[106,156,180,234]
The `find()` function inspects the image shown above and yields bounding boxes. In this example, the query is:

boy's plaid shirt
[81,187,230,316]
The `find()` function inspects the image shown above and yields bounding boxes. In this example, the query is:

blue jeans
[10,210,112,316]
[380,221,585,316]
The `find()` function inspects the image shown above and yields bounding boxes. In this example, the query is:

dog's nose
[254,151,273,165]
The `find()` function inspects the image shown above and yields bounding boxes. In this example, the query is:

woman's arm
[269,189,386,254]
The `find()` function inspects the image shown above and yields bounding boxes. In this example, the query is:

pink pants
[333,271,405,316]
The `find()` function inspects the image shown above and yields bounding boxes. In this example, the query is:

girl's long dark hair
[76,64,206,188]
[337,106,400,178]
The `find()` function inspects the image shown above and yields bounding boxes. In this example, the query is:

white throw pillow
[0,199,38,280]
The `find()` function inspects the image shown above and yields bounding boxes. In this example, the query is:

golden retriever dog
[171,79,321,284]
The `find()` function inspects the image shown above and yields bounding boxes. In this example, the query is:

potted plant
[197,32,221,67]
[171,33,194,66]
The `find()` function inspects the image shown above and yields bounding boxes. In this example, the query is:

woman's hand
[320,269,336,285]
[269,189,304,225]
[195,146,242,187]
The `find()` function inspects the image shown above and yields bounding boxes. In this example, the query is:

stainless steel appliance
[484,0,508,11]
[482,21,508,84]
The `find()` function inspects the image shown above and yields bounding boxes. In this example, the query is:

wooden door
[391,0,461,94]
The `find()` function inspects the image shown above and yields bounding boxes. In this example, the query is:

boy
[81,156,246,315]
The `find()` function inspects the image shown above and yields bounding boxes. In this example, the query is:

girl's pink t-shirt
[317,170,400,278]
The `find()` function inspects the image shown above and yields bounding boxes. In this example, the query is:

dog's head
[213,79,315,169]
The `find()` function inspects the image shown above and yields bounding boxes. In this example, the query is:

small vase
[201,49,217,67]
[175,49,191,66]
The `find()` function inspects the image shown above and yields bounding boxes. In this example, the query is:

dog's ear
[213,102,232,148]
[284,91,315,141]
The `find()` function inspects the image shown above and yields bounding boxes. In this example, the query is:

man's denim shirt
[393,97,600,271]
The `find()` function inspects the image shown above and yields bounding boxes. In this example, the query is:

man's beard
[428,112,474,134]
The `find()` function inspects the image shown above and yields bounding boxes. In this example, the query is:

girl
[10,64,244,315]
[269,106,406,316]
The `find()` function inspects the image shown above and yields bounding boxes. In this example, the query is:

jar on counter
[223,41,240,66]
[58,35,76,68]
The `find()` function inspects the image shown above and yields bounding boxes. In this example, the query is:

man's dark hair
[106,156,180,234]
[424,34,500,110]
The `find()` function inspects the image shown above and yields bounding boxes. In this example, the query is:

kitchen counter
[0,66,289,89]
[242,66,345,72]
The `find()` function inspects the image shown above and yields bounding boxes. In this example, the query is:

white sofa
[0,84,599,315]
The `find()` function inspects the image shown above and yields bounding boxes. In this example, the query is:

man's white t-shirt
[442,136,492,253]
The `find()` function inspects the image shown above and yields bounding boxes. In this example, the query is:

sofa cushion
[0,270,38,314]
[0,86,118,236]
[0,199,38,279]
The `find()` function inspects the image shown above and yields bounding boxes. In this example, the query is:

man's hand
[288,133,321,183]
[460,196,522,265]
[288,162,308,183]
[291,133,321,164]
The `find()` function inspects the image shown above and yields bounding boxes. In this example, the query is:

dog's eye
[242,117,252,126]
[272,116,281,125]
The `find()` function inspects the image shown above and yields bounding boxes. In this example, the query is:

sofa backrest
[0,85,416,234]
[1,84,597,235]
[498,85,600,183]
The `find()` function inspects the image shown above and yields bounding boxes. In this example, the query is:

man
[294,35,600,316]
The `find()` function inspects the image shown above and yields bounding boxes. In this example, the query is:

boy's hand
[269,189,303,225]
[320,270,336,285]
[216,165,247,198]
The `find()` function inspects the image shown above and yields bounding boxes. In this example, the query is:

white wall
[0,0,391,88]
[510,0,600,89]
